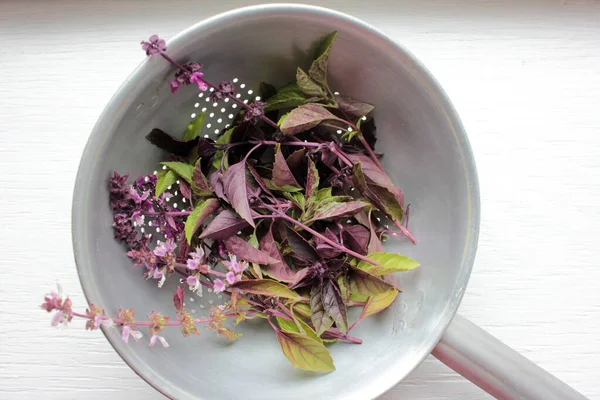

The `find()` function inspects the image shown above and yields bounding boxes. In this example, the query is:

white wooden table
[2,0,599,399]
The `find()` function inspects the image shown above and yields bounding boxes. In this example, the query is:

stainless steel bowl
[72,4,586,400]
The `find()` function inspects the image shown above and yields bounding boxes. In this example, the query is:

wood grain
[1,0,599,399]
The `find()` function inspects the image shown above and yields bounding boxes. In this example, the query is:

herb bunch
[42,32,419,372]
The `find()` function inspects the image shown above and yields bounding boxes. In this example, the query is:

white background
[1,0,599,399]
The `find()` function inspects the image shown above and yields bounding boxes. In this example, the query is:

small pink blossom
[152,268,164,280]
[225,271,238,285]
[223,254,247,274]
[223,254,238,270]
[213,279,226,294]
[141,34,166,56]
[41,290,62,312]
[51,311,67,326]
[154,238,176,257]
[149,334,169,348]
[186,275,200,291]
[189,72,208,91]
[122,325,143,343]
[94,314,114,329]
[189,247,204,260]
[186,258,200,270]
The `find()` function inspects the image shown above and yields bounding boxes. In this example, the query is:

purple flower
[225,271,237,285]
[130,187,149,206]
[149,334,169,348]
[213,279,226,294]
[189,247,204,261]
[51,311,67,326]
[223,254,247,274]
[134,174,158,192]
[122,325,143,343]
[186,258,200,270]
[113,213,137,243]
[186,247,204,270]
[189,72,209,91]
[244,101,265,123]
[93,314,113,329]
[169,63,204,94]
[43,286,73,327]
[85,304,113,330]
[223,254,239,270]
[152,268,164,280]
[153,238,176,257]
[109,172,132,210]
[141,34,166,56]
[41,290,62,312]
[186,275,200,291]
[209,81,234,101]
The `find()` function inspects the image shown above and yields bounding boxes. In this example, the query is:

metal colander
[72,4,586,400]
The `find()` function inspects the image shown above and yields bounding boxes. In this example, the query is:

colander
[72,4,587,400]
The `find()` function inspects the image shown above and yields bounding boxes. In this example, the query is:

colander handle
[432,313,588,400]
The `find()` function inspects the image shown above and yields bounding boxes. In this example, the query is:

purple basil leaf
[222,160,255,227]
[247,164,275,198]
[347,152,404,207]
[360,118,377,150]
[146,128,199,156]
[334,94,374,121]
[309,31,338,85]
[185,198,221,244]
[273,144,301,188]
[224,235,279,265]
[280,104,346,136]
[285,148,306,172]
[296,67,327,98]
[367,215,385,253]
[314,227,342,259]
[305,157,320,203]
[347,267,394,296]
[289,267,312,289]
[199,209,250,240]
[383,274,399,290]
[310,283,333,336]
[342,223,370,255]
[351,162,367,194]
[366,182,404,223]
[310,201,368,223]
[197,137,217,157]
[259,225,297,282]
[209,171,227,201]
[285,225,320,262]
[259,82,278,101]
[321,280,348,333]
[354,210,370,227]
[192,159,212,196]
[178,234,190,260]
[179,180,192,200]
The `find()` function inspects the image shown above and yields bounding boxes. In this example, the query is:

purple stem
[268,309,292,320]
[175,263,227,278]
[159,52,279,130]
[253,140,321,148]
[72,311,217,326]
[142,211,191,217]
[331,147,353,168]
[393,220,417,244]
[264,205,381,266]
[322,329,363,344]
[344,119,386,173]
